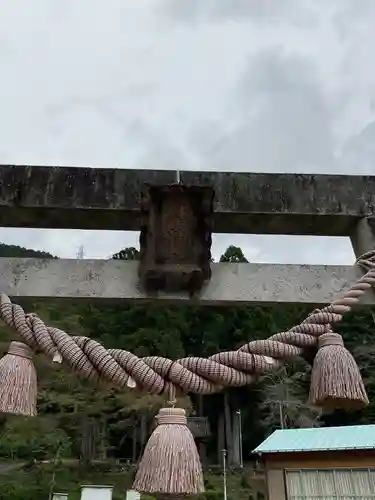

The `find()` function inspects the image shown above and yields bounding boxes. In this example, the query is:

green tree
[219,245,248,263]
[0,416,71,461]
[259,363,321,433]
[112,247,139,261]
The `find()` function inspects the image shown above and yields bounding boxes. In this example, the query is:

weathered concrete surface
[0,165,374,234]
[349,217,375,323]
[0,258,372,307]
[350,217,375,256]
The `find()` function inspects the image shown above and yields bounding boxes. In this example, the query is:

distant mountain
[0,243,56,259]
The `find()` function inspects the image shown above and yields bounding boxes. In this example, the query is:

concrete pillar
[350,217,375,323]
[350,217,375,258]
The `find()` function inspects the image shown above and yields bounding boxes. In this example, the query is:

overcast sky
[0,0,374,264]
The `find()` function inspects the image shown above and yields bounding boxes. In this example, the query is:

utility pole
[236,409,243,468]
[222,449,227,500]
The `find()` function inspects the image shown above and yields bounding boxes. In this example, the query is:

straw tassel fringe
[133,407,204,497]
[0,341,37,416]
[309,332,368,410]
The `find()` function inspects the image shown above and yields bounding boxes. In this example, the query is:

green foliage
[0,415,71,461]
[0,464,253,500]
[112,247,139,261]
[258,363,321,433]
[0,243,56,259]
[0,464,135,500]
[219,245,248,263]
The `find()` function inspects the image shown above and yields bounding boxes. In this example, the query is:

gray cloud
[187,47,334,173]
[157,0,319,26]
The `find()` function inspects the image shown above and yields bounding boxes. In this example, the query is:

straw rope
[0,251,374,396]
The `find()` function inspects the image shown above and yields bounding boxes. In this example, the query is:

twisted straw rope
[1,251,374,396]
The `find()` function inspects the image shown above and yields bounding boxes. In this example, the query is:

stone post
[350,217,375,323]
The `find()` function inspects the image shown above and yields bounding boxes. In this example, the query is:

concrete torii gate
[0,164,374,497]
[0,165,374,306]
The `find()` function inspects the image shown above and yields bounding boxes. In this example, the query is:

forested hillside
[0,242,374,500]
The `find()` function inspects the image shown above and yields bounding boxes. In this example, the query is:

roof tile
[253,425,375,453]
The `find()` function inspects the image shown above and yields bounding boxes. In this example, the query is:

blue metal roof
[253,425,375,454]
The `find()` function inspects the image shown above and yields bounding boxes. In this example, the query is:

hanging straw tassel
[0,341,37,416]
[309,332,368,410]
[132,407,204,497]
